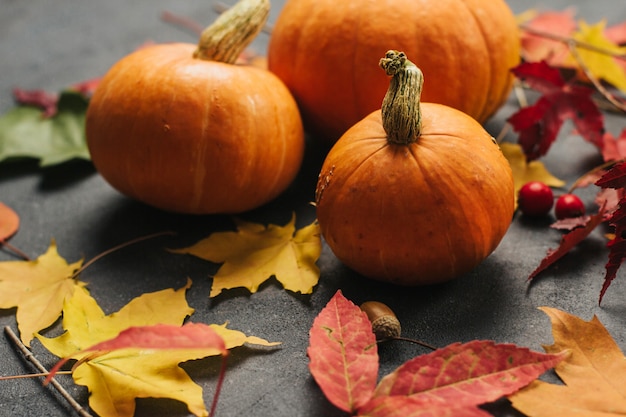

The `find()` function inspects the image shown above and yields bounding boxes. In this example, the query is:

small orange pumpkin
[268,0,520,142]
[315,51,515,285]
[86,0,304,214]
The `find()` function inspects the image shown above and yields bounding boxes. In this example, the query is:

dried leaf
[528,207,606,283]
[372,340,565,408]
[0,240,84,346]
[0,91,90,166]
[308,290,378,413]
[520,9,577,66]
[0,202,19,241]
[508,61,605,161]
[571,20,626,92]
[500,142,565,207]
[170,214,321,297]
[510,307,626,416]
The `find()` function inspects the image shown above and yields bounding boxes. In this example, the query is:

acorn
[359,301,401,340]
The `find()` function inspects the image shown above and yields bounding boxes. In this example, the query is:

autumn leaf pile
[2,4,626,417]
[308,292,626,417]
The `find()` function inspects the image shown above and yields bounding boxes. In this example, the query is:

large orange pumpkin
[86,0,304,214]
[268,0,520,142]
[315,51,515,285]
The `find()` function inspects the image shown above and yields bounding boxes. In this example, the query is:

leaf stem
[383,336,438,351]
[3,326,93,417]
[0,239,31,261]
[208,352,229,417]
[69,230,176,280]
[0,371,72,380]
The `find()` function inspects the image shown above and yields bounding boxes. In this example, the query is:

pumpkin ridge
[405,140,461,275]
[456,0,492,122]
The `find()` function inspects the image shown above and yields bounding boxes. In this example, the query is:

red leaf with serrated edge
[528,206,607,282]
[595,166,626,303]
[513,61,566,93]
[596,160,626,189]
[509,61,604,161]
[0,202,19,241]
[357,395,492,417]
[308,290,378,413]
[371,340,564,408]
[46,322,227,384]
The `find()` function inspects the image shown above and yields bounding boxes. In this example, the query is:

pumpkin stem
[193,0,270,64]
[379,50,424,145]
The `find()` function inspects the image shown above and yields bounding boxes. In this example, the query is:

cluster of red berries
[518,181,586,219]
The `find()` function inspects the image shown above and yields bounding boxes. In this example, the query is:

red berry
[555,194,585,219]
[518,181,554,216]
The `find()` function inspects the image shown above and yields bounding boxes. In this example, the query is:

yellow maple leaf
[0,240,84,346]
[500,142,565,207]
[170,214,321,297]
[571,20,626,92]
[509,307,626,416]
[37,280,278,417]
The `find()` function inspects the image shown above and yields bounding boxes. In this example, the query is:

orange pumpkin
[315,51,515,285]
[86,0,304,214]
[268,0,520,142]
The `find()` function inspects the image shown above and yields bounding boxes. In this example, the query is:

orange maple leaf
[509,307,626,416]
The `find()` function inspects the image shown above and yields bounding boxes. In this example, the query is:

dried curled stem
[194,0,270,64]
[379,50,424,145]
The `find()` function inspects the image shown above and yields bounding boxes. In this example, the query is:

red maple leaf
[528,206,606,283]
[508,61,605,161]
[595,161,626,303]
[307,290,378,413]
[309,291,564,416]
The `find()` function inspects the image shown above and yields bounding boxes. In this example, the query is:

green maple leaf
[0,91,90,166]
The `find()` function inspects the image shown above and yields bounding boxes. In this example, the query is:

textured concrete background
[1,1,625,416]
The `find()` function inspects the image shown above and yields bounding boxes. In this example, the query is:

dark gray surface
[1,1,625,416]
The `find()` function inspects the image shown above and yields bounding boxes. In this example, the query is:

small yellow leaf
[572,20,626,92]
[171,214,321,297]
[501,142,565,207]
[0,240,85,346]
